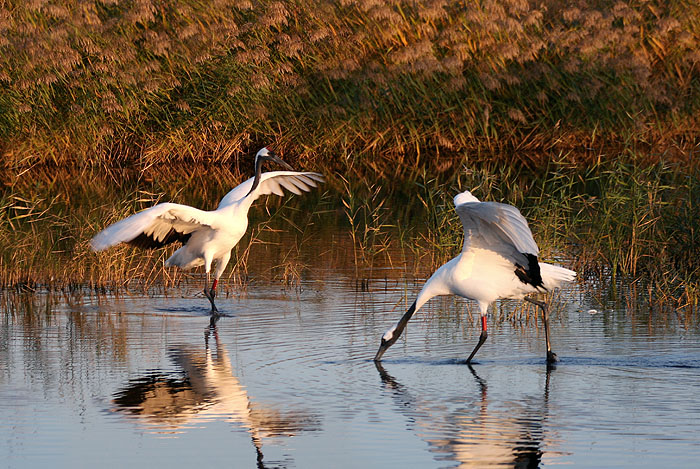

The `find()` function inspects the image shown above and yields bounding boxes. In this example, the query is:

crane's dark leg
[204,277,219,314]
[526,297,557,363]
[467,316,488,364]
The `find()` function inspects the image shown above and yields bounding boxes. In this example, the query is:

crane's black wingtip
[127,229,191,249]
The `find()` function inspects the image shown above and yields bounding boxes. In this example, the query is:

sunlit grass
[331,155,698,315]
[1,1,699,172]
[0,167,338,296]
[3,156,695,319]
[407,157,699,313]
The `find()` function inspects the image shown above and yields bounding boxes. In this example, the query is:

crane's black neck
[392,300,417,344]
[246,154,265,197]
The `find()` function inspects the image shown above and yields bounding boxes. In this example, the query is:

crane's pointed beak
[374,338,389,362]
[266,152,295,171]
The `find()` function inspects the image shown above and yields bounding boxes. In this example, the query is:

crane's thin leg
[526,297,557,363]
[466,316,488,364]
[203,273,219,314]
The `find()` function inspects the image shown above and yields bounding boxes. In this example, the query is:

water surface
[1,170,699,467]
[2,263,699,468]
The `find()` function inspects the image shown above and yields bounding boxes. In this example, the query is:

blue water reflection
[2,272,700,467]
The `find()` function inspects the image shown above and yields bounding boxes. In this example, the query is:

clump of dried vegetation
[1,0,699,171]
[0,1,698,319]
[0,159,697,319]
[0,166,334,294]
[395,157,700,315]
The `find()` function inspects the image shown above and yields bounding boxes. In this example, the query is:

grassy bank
[2,0,700,172]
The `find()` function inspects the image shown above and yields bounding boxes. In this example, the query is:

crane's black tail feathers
[515,253,545,290]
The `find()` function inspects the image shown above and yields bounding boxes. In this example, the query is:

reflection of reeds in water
[2,1,699,170]
[1,292,135,367]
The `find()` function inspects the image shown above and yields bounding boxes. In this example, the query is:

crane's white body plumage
[412,191,575,315]
[376,189,576,362]
[90,148,323,311]
[91,171,323,274]
[414,250,575,317]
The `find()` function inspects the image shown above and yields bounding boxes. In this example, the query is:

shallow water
[2,262,699,468]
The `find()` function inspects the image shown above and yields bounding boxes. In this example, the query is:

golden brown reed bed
[1,157,697,319]
[1,0,700,172]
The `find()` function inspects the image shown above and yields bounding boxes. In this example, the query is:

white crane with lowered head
[374,189,576,364]
[90,148,324,314]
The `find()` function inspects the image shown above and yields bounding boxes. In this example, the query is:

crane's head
[256,147,294,171]
[374,326,399,361]
[453,190,480,206]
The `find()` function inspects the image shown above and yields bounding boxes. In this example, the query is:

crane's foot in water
[547,350,558,364]
[209,314,221,327]
[203,287,219,314]
[466,330,488,364]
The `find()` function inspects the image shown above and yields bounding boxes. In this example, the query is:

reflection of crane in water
[112,318,319,467]
[375,362,554,467]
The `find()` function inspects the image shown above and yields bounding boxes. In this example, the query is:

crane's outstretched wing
[217,172,325,209]
[90,203,214,251]
[454,191,543,288]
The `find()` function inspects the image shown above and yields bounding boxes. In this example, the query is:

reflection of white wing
[111,337,317,446]
[90,203,214,251]
[378,363,550,468]
[454,191,539,256]
[217,171,325,209]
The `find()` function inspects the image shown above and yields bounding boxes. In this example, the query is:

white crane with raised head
[91,148,324,313]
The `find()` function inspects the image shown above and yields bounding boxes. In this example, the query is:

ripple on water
[2,277,700,467]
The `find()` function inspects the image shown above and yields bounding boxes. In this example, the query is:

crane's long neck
[375,263,454,360]
[389,300,417,342]
[388,262,452,337]
[374,300,417,361]
[413,258,455,311]
[245,155,265,197]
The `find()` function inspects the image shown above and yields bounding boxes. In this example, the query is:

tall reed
[0,156,697,316]
[1,1,699,172]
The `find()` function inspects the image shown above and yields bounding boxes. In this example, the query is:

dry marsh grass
[0,156,697,317]
[1,0,700,173]
[348,156,699,314]
[0,166,331,294]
